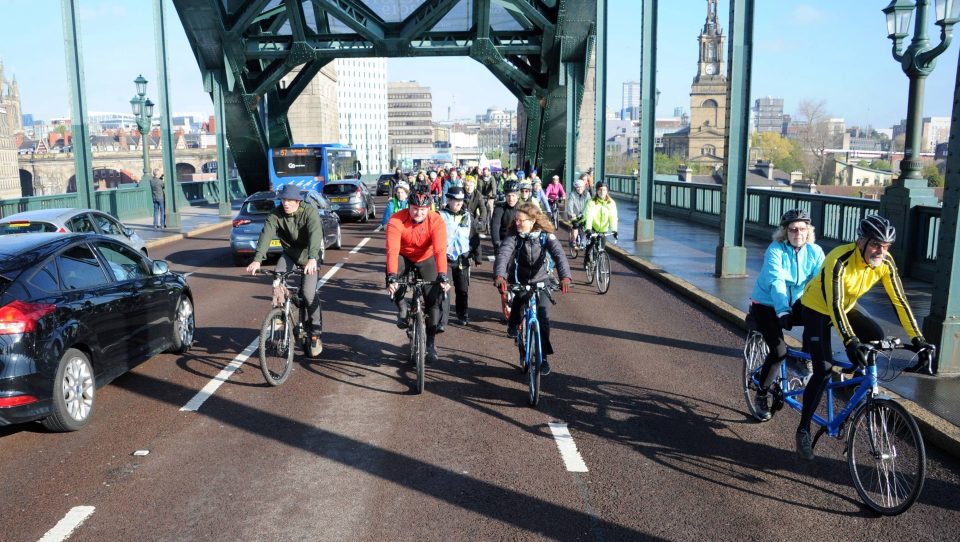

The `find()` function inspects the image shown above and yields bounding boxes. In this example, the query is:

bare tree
[795,99,832,184]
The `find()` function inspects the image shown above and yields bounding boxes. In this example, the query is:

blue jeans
[153,199,165,228]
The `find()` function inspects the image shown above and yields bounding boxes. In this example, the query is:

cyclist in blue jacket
[748,209,825,421]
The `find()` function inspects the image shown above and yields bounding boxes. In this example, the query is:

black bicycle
[584,231,615,294]
[568,215,586,259]
[398,274,444,394]
[256,268,306,386]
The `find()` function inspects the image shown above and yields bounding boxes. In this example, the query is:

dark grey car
[322,180,376,222]
[230,189,342,266]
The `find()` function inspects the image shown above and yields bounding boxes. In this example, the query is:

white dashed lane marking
[38,506,95,542]
[548,422,588,472]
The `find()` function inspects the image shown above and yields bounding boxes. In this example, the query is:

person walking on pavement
[150,168,166,229]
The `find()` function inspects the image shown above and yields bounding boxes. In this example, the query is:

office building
[388,81,434,165]
[336,58,389,174]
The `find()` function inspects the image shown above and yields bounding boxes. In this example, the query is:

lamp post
[129,74,155,185]
[880,0,957,271]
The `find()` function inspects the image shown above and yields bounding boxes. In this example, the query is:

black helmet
[408,187,432,207]
[595,180,607,190]
[503,180,520,194]
[857,215,896,243]
[779,208,811,227]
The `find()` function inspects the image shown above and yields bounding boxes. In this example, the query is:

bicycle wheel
[527,323,541,407]
[260,307,294,386]
[742,331,769,421]
[569,231,580,259]
[413,311,426,394]
[517,317,529,374]
[847,398,926,515]
[585,250,595,285]
[595,251,611,294]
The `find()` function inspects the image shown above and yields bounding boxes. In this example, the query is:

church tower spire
[696,0,725,82]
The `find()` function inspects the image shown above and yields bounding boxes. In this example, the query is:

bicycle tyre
[517,318,529,374]
[527,323,541,407]
[585,250,595,285]
[413,311,426,394]
[742,331,769,421]
[596,251,611,294]
[260,307,294,386]
[847,398,926,515]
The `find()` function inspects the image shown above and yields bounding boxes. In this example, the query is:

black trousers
[751,300,802,392]
[441,257,471,327]
[507,292,554,356]
[393,256,442,333]
[798,305,884,433]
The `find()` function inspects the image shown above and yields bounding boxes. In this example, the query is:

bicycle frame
[520,292,543,369]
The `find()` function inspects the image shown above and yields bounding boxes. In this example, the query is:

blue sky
[1,1,957,130]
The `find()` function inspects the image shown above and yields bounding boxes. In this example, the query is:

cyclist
[566,177,590,253]
[531,178,552,214]
[518,180,540,210]
[376,180,410,232]
[582,180,619,269]
[246,183,324,357]
[491,180,522,253]
[795,214,935,460]
[439,186,480,326]
[493,202,573,376]
[427,170,443,204]
[385,186,451,363]
[544,174,567,210]
[463,176,488,234]
[748,209,825,421]
[477,166,497,223]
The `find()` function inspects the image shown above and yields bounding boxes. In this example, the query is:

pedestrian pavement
[125,202,239,249]
[607,198,960,453]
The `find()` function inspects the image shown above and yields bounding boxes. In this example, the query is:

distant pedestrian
[150,169,166,229]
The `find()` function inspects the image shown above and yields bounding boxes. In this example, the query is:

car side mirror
[123,227,134,237]
[151,260,169,276]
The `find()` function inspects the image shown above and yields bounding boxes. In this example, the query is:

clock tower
[685,0,728,165]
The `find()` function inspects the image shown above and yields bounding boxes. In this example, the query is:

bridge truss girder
[172,0,596,194]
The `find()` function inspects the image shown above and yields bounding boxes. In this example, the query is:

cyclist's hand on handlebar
[437,273,451,293]
[494,275,507,293]
[246,261,261,275]
[612,231,618,241]
[912,337,933,353]
[560,277,571,294]
[386,273,398,296]
[845,338,870,368]
[778,313,792,331]
[303,258,318,276]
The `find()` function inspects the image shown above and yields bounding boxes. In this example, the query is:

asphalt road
[2,205,959,542]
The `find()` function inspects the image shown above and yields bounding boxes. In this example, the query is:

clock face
[705,64,716,75]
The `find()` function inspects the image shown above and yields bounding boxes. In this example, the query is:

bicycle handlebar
[507,282,558,305]
[256,267,303,279]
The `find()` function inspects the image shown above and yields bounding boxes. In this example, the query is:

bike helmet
[573,179,586,189]
[503,180,520,194]
[394,180,410,192]
[408,188,433,207]
[517,170,526,179]
[857,214,896,243]
[779,208,811,227]
[594,180,607,190]
[519,180,532,191]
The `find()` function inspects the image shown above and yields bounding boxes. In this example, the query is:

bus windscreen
[325,148,358,181]
[271,148,321,178]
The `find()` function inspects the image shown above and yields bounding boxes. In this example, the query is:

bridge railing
[606,174,940,281]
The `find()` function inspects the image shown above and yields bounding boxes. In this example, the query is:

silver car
[0,208,148,255]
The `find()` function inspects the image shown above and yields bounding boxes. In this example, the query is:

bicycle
[548,198,564,229]
[743,329,936,515]
[583,231,615,294]
[568,215,586,259]
[398,274,443,394]
[256,268,307,386]
[509,282,557,407]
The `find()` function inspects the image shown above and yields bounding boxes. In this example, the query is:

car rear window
[243,199,278,215]
[0,221,58,234]
[322,184,357,196]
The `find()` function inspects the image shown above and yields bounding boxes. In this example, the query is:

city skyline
[0,1,957,131]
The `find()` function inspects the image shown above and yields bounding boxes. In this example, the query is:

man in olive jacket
[246,184,325,356]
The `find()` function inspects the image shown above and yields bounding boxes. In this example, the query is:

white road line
[38,506,95,542]
[180,340,258,412]
[548,422,589,472]
[349,237,371,254]
[180,240,354,412]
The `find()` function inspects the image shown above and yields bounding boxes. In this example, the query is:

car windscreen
[0,221,58,234]
[242,199,279,215]
[322,184,358,196]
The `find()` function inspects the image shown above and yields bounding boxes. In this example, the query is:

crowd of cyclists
[247,164,938,463]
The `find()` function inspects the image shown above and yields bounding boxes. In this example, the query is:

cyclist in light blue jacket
[749,209,825,421]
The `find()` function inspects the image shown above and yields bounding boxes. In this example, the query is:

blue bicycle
[510,282,557,407]
[743,330,935,515]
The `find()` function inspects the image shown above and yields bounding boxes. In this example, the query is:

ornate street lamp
[883,0,959,181]
[130,74,155,184]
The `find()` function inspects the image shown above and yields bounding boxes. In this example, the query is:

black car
[0,233,194,431]
[376,174,397,196]
[322,180,377,222]
[230,189,343,266]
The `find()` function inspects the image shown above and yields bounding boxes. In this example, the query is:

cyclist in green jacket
[247,183,325,357]
[582,180,619,268]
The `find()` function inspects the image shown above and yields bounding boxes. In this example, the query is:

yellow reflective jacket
[583,197,618,233]
[800,242,922,344]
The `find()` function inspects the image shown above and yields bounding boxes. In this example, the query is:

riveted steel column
[594,0,607,179]
[565,63,577,192]
[715,0,753,278]
[209,72,231,218]
[922,51,960,373]
[155,0,180,230]
[635,0,657,242]
[61,0,95,208]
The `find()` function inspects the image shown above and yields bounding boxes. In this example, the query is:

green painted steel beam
[61,0,95,209]
[400,0,461,40]
[635,0,657,242]
[474,0,491,38]
[715,0,754,278]
[155,0,181,230]
[594,0,607,181]
[314,0,386,42]
[500,0,553,31]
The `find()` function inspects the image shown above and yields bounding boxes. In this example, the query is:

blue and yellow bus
[268,143,360,192]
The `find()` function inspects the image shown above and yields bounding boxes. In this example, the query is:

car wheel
[360,208,368,223]
[42,348,95,432]
[168,295,195,354]
[333,224,342,250]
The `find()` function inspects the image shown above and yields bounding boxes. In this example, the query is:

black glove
[778,314,792,331]
[912,337,932,353]
[437,273,449,284]
[612,231,619,241]
[845,338,870,368]
[385,273,397,285]
[905,337,936,375]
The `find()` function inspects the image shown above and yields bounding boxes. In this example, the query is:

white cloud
[791,5,825,25]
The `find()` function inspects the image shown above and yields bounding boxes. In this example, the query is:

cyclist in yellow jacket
[794,214,935,461]
[582,180,618,268]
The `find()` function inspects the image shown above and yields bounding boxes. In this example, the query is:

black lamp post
[130,74,155,184]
